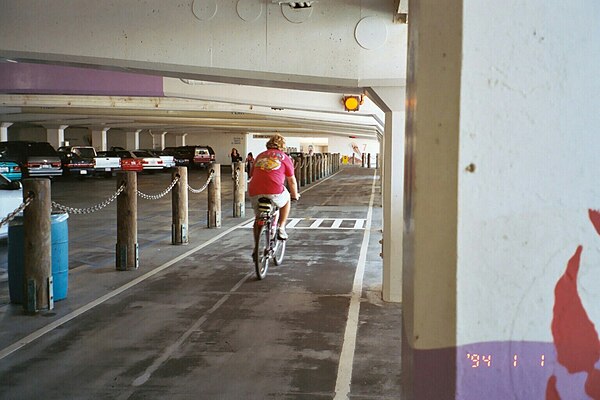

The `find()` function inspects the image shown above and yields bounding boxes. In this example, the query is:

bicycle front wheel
[254,224,270,280]
[273,238,286,266]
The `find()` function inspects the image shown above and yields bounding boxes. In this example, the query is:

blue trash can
[8,212,69,303]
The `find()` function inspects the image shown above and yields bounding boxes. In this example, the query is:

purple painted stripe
[412,341,591,399]
[0,63,163,96]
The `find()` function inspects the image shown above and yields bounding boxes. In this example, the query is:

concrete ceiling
[0,84,385,140]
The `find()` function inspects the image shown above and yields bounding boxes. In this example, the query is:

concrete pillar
[369,86,405,306]
[175,133,188,147]
[45,125,68,149]
[1,122,12,141]
[22,178,52,312]
[160,132,167,150]
[125,129,141,150]
[91,128,109,151]
[171,167,188,245]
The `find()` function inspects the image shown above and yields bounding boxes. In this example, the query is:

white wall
[457,0,600,344]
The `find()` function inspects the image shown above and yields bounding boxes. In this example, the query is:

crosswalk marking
[240,218,366,230]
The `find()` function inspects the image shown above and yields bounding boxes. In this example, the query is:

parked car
[0,160,22,181]
[0,141,62,178]
[98,150,143,172]
[57,146,96,176]
[132,150,164,171]
[163,147,192,167]
[0,174,22,238]
[137,149,175,169]
[163,145,215,168]
[94,151,121,176]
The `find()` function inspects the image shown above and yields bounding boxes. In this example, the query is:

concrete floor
[0,166,401,400]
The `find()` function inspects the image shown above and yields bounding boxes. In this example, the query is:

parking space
[0,167,401,400]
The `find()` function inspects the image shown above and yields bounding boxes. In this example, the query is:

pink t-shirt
[248,149,294,196]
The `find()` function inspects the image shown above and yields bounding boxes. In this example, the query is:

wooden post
[172,166,188,245]
[300,154,306,186]
[208,163,221,228]
[293,156,301,184]
[317,154,322,179]
[233,161,245,218]
[361,153,365,167]
[376,153,380,169]
[307,155,313,184]
[368,153,371,168]
[116,171,138,270]
[22,178,52,312]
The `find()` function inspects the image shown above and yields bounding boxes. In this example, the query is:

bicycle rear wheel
[273,238,286,266]
[254,224,270,280]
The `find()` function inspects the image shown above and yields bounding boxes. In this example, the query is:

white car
[0,174,23,238]
[132,151,165,171]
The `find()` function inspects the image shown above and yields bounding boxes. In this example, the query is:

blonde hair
[266,134,286,151]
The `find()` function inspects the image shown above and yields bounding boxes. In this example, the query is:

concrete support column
[45,125,68,149]
[367,86,405,307]
[175,133,188,147]
[125,129,141,150]
[160,132,167,150]
[1,122,13,141]
[91,128,109,151]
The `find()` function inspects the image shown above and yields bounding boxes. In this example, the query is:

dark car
[163,145,215,168]
[0,141,62,178]
[57,146,97,177]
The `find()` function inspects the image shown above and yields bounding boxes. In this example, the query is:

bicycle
[253,197,287,280]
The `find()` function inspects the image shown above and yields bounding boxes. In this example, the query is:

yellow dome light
[343,95,361,112]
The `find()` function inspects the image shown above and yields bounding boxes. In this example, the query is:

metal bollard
[233,161,245,218]
[116,171,138,270]
[22,178,53,313]
[172,166,188,245]
[208,163,221,228]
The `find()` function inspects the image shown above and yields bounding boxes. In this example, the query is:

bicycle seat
[257,197,277,217]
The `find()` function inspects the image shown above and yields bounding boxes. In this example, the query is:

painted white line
[309,218,324,229]
[132,271,253,387]
[353,219,364,230]
[0,219,254,361]
[331,219,343,229]
[285,218,302,229]
[333,169,376,400]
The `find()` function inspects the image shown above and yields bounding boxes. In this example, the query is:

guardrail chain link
[52,184,126,214]
[188,170,214,193]
[137,176,179,200]
[0,194,34,228]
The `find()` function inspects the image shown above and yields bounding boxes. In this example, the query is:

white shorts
[250,188,290,216]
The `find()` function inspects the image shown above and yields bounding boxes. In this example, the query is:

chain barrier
[137,176,180,200]
[188,170,214,194]
[52,184,126,215]
[0,194,34,228]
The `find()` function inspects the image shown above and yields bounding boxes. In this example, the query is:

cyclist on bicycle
[248,134,300,242]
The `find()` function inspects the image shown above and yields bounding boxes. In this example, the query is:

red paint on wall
[546,375,561,400]
[589,209,600,236]
[586,369,600,399]
[551,245,600,373]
